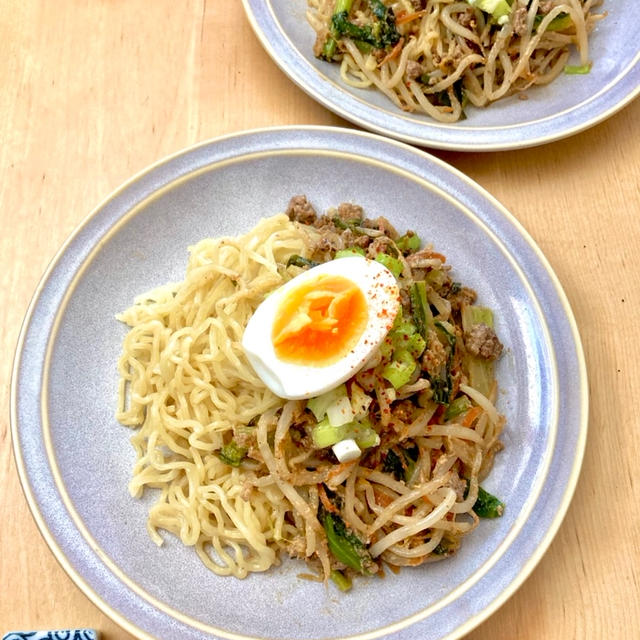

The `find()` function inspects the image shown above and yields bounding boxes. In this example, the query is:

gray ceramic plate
[12,127,587,640]
[243,1,640,151]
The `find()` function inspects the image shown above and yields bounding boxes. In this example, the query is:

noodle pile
[117,215,309,576]
[306,0,605,122]
[116,201,506,587]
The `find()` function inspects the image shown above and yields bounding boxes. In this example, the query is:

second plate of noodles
[243,0,640,149]
[307,0,604,123]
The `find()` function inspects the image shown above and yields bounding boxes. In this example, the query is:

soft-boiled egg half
[242,256,400,399]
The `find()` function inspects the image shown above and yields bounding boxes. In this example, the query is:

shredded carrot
[317,483,340,515]
[425,250,447,262]
[326,461,356,483]
[405,556,427,566]
[373,488,394,507]
[428,404,445,425]
[378,37,405,68]
[396,9,428,25]
[462,406,483,427]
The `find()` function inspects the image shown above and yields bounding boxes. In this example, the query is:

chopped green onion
[326,393,355,427]
[330,569,352,592]
[444,396,472,421]
[217,441,248,467]
[312,416,379,450]
[396,231,421,252]
[354,426,380,449]
[312,417,347,448]
[461,305,494,329]
[466,0,511,20]
[379,335,394,361]
[425,268,447,288]
[375,253,403,278]
[564,63,591,74]
[392,320,417,341]
[307,385,348,422]
[350,382,372,419]
[405,332,426,358]
[382,350,416,389]
[335,247,366,258]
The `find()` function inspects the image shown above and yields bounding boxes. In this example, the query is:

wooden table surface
[2,2,639,639]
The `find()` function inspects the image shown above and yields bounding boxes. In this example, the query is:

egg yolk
[272,274,368,366]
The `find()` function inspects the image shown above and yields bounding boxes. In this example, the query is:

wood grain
[1,2,638,638]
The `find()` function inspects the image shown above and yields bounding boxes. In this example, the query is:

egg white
[242,257,400,399]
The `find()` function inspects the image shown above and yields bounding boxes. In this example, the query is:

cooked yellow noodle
[117,215,312,577]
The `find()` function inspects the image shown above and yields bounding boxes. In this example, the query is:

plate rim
[242,0,640,151]
[11,125,589,640]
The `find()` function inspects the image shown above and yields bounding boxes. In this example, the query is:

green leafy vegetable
[382,449,405,482]
[428,321,457,406]
[287,254,319,269]
[534,12,572,32]
[320,0,401,61]
[382,445,419,483]
[432,541,448,555]
[433,536,458,556]
[405,332,426,359]
[430,377,451,405]
[472,485,505,518]
[321,0,353,60]
[410,281,433,340]
[320,507,373,573]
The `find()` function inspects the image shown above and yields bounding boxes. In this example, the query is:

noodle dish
[306,0,605,122]
[117,196,507,591]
